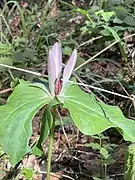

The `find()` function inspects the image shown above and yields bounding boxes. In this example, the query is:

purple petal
[51,42,62,79]
[48,50,56,97]
[62,49,77,89]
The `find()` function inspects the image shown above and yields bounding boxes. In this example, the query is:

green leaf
[59,84,114,135]
[104,26,127,62]
[37,99,59,151]
[113,17,123,24]
[63,46,72,56]
[100,147,109,159]
[0,44,13,55]
[102,11,115,22]
[124,16,135,27]
[93,177,101,180]
[108,0,121,7]
[21,168,34,179]
[31,144,43,156]
[112,6,129,20]
[85,143,109,159]
[95,10,115,22]
[98,102,135,142]
[37,106,53,151]
[85,142,101,150]
[75,8,89,17]
[103,26,121,42]
[0,82,51,165]
[59,83,135,142]
[113,26,127,32]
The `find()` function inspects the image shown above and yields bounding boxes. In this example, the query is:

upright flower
[48,42,77,97]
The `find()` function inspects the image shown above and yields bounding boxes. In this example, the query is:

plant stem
[46,108,56,180]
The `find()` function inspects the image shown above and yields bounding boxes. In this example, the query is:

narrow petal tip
[62,49,77,90]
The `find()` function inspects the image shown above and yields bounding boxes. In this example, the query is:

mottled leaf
[60,83,135,142]
[59,84,114,135]
[0,82,51,165]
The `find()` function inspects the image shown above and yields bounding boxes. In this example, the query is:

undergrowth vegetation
[0,0,135,179]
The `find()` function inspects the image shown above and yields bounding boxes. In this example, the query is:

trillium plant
[1,42,135,179]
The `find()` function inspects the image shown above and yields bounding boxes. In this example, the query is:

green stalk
[46,108,56,180]
[124,143,135,180]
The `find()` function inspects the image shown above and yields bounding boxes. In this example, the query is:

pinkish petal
[62,49,77,89]
[51,42,62,79]
[48,50,56,97]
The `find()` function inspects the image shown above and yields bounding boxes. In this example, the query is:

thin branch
[73,72,103,102]
[0,14,13,38]
[39,171,75,180]
[0,88,12,94]
[56,109,70,148]
[0,64,42,76]
[68,80,132,100]
[77,36,103,49]
[111,73,130,96]
[74,41,118,71]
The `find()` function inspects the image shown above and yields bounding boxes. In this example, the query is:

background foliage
[0,0,135,179]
